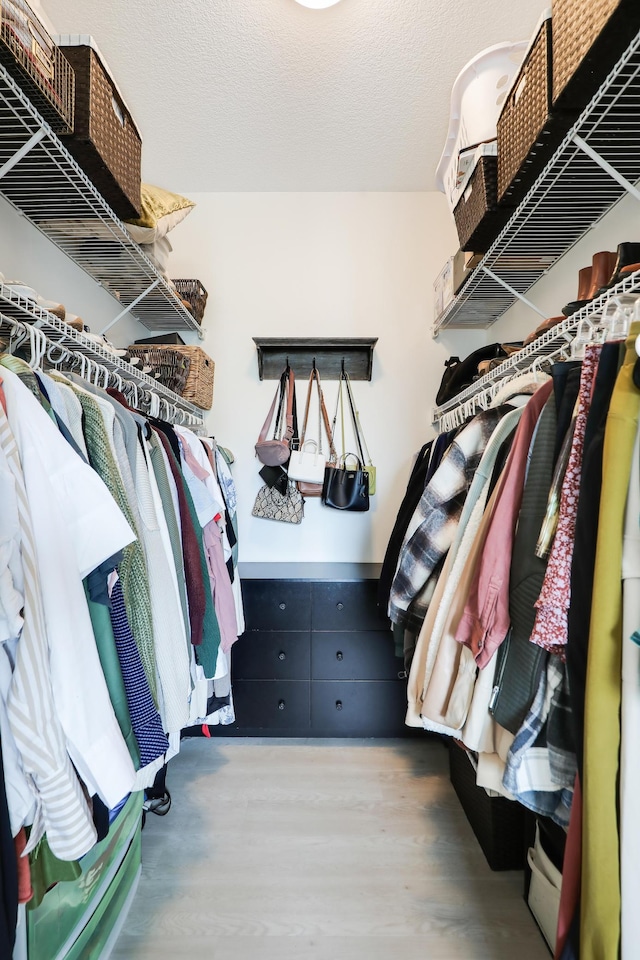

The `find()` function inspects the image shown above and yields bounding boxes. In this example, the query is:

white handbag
[287,367,335,487]
[288,438,326,483]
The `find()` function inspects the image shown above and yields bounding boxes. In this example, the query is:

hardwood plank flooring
[112,738,550,960]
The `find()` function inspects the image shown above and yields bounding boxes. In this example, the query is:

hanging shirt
[455,381,553,669]
[0,368,137,811]
[0,397,97,860]
[389,407,506,631]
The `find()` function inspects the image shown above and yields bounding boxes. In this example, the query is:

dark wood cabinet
[216,564,416,738]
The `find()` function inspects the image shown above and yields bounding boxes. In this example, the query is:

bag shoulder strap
[258,377,284,443]
[345,372,371,465]
[282,368,296,441]
[318,376,336,462]
[300,371,314,445]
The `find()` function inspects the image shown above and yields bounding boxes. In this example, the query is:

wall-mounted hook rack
[253,337,378,381]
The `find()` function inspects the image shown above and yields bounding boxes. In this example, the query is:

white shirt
[1,367,137,808]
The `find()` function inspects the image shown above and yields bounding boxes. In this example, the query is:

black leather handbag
[322,453,370,512]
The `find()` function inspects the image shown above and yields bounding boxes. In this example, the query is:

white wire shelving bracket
[0,63,205,340]
[433,29,640,335]
[431,267,640,433]
[0,282,206,429]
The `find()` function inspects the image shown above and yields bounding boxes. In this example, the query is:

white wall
[168,192,484,564]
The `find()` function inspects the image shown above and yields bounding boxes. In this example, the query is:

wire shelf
[434,29,640,334]
[0,62,203,337]
[432,268,640,432]
[0,281,206,426]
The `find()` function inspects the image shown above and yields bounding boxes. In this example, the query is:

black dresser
[220,563,413,737]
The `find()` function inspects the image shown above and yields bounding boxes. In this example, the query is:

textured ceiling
[40,0,543,192]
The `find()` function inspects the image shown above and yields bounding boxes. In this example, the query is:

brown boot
[562,263,595,316]
[586,251,618,298]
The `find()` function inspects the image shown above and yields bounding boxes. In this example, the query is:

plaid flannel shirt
[388,408,505,631]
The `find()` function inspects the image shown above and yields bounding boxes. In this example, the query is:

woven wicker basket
[552,0,640,109]
[172,279,208,325]
[452,156,513,252]
[0,0,74,133]
[60,44,141,219]
[127,344,215,410]
[498,17,554,203]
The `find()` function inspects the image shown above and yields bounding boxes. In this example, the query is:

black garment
[435,344,508,406]
[150,418,182,462]
[92,796,110,842]
[566,343,622,780]
[377,440,434,613]
[492,397,557,733]
[551,362,582,465]
[425,431,454,483]
[486,418,517,499]
[0,738,18,956]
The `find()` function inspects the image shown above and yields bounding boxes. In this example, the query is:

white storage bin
[527,826,563,952]
[436,40,527,213]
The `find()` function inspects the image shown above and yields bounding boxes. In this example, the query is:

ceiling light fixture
[293,0,343,8]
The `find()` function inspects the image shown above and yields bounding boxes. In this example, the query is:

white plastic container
[436,41,528,212]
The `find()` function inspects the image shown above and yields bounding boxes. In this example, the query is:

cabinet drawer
[312,632,400,681]
[232,632,310,681]
[232,681,310,730]
[311,581,389,631]
[310,681,408,736]
[242,580,311,631]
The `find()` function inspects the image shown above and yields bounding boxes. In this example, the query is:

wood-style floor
[111,738,550,960]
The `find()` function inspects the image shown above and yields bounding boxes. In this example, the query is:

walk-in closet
[0,0,638,958]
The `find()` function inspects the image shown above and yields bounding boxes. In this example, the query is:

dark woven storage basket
[497,17,577,206]
[449,742,526,871]
[127,344,215,410]
[60,44,141,219]
[0,0,74,132]
[552,0,640,109]
[452,156,512,253]
[172,279,208,325]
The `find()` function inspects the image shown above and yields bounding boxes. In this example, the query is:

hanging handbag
[255,367,296,466]
[322,452,370,512]
[344,371,376,496]
[288,367,335,486]
[259,463,289,496]
[252,478,304,524]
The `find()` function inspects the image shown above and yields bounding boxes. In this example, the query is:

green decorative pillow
[125,183,195,243]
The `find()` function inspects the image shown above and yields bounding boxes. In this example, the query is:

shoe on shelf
[561,264,594,317]
[618,262,640,281]
[563,252,618,315]
[598,242,640,293]
[36,296,66,320]
[523,315,566,346]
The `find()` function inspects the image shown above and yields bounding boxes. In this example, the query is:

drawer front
[311,581,389,632]
[242,580,311,631]
[232,631,310,681]
[310,681,408,736]
[312,632,400,681]
[232,681,310,730]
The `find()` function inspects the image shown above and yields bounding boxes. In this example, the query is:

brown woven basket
[552,0,640,109]
[60,45,141,219]
[453,156,513,253]
[127,344,215,410]
[498,18,554,203]
[172,279,208,325]
[0,0,74,133]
